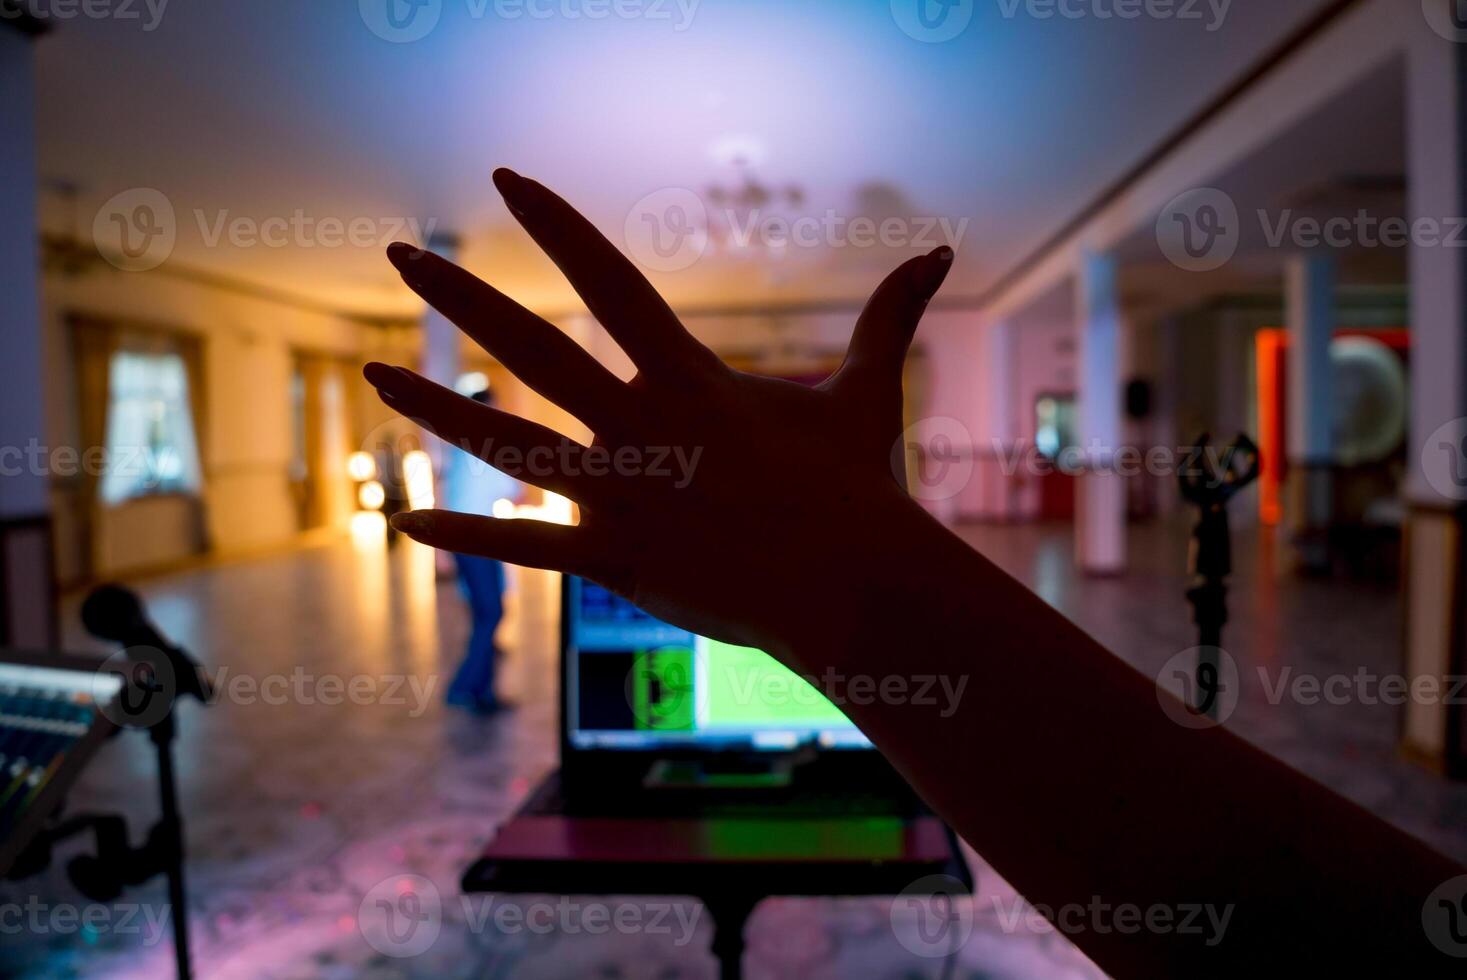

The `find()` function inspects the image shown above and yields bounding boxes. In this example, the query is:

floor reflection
[1,520,1463,977]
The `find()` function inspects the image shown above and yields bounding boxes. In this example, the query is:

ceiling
[32,0,1343,319]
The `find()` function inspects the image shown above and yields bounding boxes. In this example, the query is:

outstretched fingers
[492,169,725,381]
[386,244,626,430]
[363,363,616,506]
[389,510,623,586]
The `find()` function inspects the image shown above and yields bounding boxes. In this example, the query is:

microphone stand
[143,667,193,980]
[80,586,213,980]
[1177,433,1260,719]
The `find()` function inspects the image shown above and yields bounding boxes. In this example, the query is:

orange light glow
[402,450,435,511]
[357,479,386,511]
[1255,329,1284,526]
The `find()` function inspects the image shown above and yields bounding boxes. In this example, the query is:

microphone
[82,585,212,702]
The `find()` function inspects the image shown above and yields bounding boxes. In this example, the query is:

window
[1035,395,1078,459]
[99,350,202,504]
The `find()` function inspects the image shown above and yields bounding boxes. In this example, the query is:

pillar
[1075,252,1126,574]
[1403,7,1467,776]
[0,15,56,648]
[420,230,463,394]
[1284,253,1336,572]
[984,319,1016,521]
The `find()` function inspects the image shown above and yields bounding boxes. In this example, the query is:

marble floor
[1,519,1463,978]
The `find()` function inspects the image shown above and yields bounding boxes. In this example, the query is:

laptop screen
[565,577,872,752]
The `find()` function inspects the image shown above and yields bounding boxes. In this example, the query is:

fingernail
[493,168,539,216]
[912,246,954,297]
[386,241,419,268]
[390,511,435,536]
[363,362,417,395]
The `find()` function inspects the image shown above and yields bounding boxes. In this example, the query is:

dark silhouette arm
[365,169,1464,978]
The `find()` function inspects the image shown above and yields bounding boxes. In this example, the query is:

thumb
[828,245,953,400]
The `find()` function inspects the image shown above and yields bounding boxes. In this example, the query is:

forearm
[786,496,1462,977]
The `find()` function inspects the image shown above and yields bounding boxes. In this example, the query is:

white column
[1284,253,1336,570]
[420,231,462,391]
[982,319,1015,520]
[417,232,462,573]
[0,22,56,647]
[1075,252,1126,574]
[1403,10,1467,775]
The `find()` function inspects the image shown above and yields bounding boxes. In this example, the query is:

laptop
[463,576,966,886]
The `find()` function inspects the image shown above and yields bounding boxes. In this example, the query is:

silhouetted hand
[365,168,952,655]
[365,171,1467,979]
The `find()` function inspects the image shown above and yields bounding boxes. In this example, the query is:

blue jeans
[449,553,505,704]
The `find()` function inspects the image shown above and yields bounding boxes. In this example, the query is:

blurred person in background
[440,387,521,713]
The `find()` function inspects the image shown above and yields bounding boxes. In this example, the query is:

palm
[366,169,952,652]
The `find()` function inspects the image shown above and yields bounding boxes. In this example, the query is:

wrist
[768,487,981,673]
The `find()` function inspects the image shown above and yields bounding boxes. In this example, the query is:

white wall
[42,262,378,580]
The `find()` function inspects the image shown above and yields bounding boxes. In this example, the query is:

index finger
[492,169,724,381]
